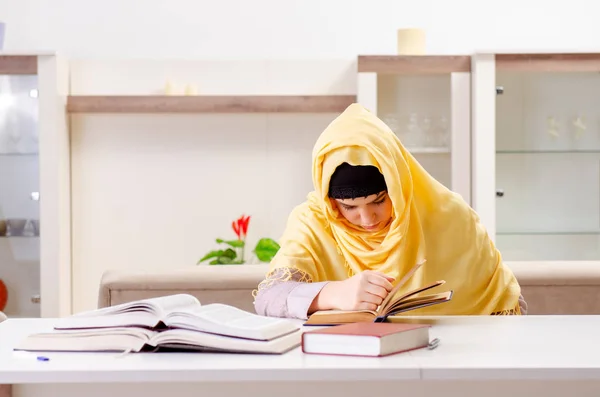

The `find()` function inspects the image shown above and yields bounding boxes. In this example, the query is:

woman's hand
[309,270,395,313]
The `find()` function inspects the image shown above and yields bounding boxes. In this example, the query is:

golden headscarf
[268,103,522,315]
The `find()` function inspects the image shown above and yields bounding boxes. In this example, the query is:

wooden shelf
[66,95,357,114]
[357,55,471,74]
[0,55,37,75]
[409,147,451,154]
[495,53,600,72]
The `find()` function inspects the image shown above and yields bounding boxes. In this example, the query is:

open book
[16,294,302,354]
[304,261,453,325]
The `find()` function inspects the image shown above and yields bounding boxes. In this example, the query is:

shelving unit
[356,55,472,205]
[358,55,471,74]
[0,53,71,319]
[0,56,41,319]
[472,51,600,261]
[0,55,37,75]
[66,94,356,113]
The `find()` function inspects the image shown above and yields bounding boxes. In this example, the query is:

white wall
[2,0,600,58]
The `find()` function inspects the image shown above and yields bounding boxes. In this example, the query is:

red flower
[232,215,251,240]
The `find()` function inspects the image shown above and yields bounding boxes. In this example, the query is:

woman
[254,103,526,319]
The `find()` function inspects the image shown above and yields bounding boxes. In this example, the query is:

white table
[2,316,600,397]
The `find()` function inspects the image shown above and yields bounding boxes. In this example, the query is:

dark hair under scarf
[328,162,388,200]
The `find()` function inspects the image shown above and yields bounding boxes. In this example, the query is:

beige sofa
[97,261,600,315]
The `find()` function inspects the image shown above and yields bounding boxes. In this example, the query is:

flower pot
[0,220,6,237]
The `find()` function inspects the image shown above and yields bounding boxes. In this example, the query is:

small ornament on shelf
[396,28,426,55]
[572,115,586,139]
[164,80,176,96]
[184,84,198,96]
[546,116,559,138]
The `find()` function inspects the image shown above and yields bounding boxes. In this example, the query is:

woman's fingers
[365,271,395,292]
[364,282,388,300]
[356,302,378,312]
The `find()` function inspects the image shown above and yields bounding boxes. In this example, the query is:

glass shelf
[497,150,600,154]
[375,74,456,194]
[408,147,450,154]
[497,230,600,236]
[493,69,600,261]
[0,153,39,157]
[0,73,40,318]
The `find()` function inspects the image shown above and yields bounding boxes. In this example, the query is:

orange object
[0,279,7,311]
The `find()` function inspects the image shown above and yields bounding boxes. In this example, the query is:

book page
[382,280,445,316]
[378,260,425,315]
[55,294,201,330]
[15,327,155,353]
[149,328,301,354]
[304,309,377,325]
[164,303,301,341]
[386,291,453,316]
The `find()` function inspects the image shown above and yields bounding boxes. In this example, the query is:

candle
[397,28,426,55]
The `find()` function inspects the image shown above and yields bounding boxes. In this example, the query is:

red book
[302,322,431,357]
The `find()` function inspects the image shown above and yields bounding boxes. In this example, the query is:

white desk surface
[1,315,599,384]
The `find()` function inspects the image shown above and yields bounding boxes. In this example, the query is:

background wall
[1,0,599,314]
[2,0,600,59]
[69,59,355,313]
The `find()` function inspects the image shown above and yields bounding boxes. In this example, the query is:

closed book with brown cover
[301,322,431,357]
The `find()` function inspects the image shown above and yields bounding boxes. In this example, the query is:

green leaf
[198,247,240,265]
[216,238,245,248]
[213,257,245,265]
[217,256,235,264]
[197,249,227,264]
[253,238,281,262]
[222,248,237,259]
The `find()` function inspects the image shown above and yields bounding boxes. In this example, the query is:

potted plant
[197,215,280,265]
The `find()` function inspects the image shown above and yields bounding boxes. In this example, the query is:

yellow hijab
[269,103,522,315]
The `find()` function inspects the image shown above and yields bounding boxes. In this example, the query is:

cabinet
[0,53,70,318]
[0,57,40,317]
[356,55,472,205]
[472,52,600,261]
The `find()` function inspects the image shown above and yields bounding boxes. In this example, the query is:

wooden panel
[0,384,11,397]
[0,56,37,75]
[67,95,357,113]
[496,53,600,72]
[357,55,471,74]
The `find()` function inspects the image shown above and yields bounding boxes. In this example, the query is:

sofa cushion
[98,264,269,313]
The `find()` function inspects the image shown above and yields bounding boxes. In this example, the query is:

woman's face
[331,191,393,232]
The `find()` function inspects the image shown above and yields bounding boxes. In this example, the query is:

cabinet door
[357,56,472,205]
[0,73,41,318]
[473,53,600,261]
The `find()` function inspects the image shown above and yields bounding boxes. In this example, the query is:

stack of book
[15,294,302,354]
